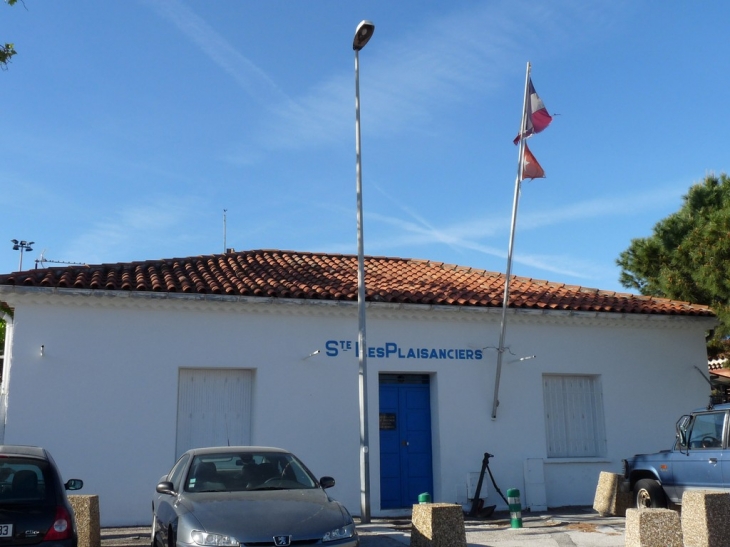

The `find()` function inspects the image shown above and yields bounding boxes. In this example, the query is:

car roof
[694,403,730,412]
[185,446,290,457]
[0,445,48,459]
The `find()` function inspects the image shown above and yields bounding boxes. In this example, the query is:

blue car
[623,403,730,508]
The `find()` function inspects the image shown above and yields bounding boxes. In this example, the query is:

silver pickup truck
[622,403,730,508]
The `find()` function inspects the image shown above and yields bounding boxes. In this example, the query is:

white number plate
[0,524,12,537]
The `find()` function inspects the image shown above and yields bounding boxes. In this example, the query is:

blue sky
[2,1,728,295]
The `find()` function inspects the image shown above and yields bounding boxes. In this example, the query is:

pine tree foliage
[617,173,730,356]
[1,0,18,70]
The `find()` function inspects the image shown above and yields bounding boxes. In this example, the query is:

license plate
[0,524,12,537]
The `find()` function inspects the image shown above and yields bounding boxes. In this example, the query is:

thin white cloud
[256,1,622,152]
[143,0,292,106]
[258,3,525,150]
[64,198,200,265]
[364,211,589,278]
[143,0,626,159]
[352,181,687,279]
[517,184,686,231]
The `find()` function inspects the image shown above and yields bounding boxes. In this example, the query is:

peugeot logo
[273,536,291,546]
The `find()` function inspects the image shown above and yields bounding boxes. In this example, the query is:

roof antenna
[223,209,227,254]
[34,249,86,269]
[694,365,715,409]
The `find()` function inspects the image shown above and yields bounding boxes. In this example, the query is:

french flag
[513,78,552,144]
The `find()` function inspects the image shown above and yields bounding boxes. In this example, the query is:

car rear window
[0,457,54,504]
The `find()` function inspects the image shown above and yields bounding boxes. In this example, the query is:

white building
[0,249,716,526]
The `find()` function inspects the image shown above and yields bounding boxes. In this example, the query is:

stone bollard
[68,495,101,547]
[410,502,466,547]
[681,490,730,547]
[625,508,683,547]
[593,471,632,516]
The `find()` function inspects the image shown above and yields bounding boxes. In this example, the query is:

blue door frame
[379,374,433,509]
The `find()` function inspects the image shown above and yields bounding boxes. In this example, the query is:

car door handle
[709,458,718,464]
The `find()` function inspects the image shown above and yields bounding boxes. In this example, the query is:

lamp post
[353,18,374,524]
[11,239,34,271]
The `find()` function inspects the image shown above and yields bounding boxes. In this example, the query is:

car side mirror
[156,481,177,495]
[676,414,691,448]
[65,479,83,491]
[319,476,335,489]
[677,430,687,447]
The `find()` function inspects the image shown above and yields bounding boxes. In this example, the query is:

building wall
[0,290,714,526]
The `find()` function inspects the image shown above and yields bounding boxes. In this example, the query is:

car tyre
[634,478,667,509]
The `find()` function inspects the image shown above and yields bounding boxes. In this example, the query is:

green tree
[617,173,730,356]
[1,0,18,70]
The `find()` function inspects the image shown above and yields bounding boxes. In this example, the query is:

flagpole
[491,62,531,420]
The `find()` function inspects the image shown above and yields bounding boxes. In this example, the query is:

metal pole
[18,248,23,272]
[491,63,531,420]
[491,174,521,419]
[355,46,371,523]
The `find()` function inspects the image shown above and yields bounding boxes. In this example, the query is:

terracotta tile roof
[0,249,714,316]
[709,358,730,379]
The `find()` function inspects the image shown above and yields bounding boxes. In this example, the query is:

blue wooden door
[379,375,433,509]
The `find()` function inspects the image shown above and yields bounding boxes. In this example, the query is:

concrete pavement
[103,507,627,547]
[357,507,626,547]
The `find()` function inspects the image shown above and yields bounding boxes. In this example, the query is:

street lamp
[11,239,34,271]
[353,18,374,524]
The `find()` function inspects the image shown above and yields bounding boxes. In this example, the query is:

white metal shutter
[543,375,606,458]
[176,368,252,457]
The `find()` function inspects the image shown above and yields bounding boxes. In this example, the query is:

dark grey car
[152,446,359,547]
[0,444,83,547]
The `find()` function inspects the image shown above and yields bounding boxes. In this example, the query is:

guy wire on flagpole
[491,61,531,420]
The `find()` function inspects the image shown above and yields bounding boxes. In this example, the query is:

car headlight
[322,523,356,542]
[191,530,239,546]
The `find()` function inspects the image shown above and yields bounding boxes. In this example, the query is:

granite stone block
[625,508,682,547]
[593,471,632,517]
[410,503,466,547]
[681,490,730,547]
[69,494,101,547]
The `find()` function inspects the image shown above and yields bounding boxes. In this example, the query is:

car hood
[180,489,351,541]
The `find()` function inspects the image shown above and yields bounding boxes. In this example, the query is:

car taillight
[42,505,72,541]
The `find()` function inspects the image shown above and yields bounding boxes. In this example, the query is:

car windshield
[0,457,54,504]
[687,412,726,449]
[184,451,318,493]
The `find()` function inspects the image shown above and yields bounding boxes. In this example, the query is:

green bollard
[418,492,431,504]
[506,488,522,529]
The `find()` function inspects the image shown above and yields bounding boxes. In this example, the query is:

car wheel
[634,478,667,509]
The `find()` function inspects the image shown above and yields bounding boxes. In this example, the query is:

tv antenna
[35,249,86,269]
[223,209,227,253]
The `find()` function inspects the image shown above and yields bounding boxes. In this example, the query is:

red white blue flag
[513,78,552,144]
